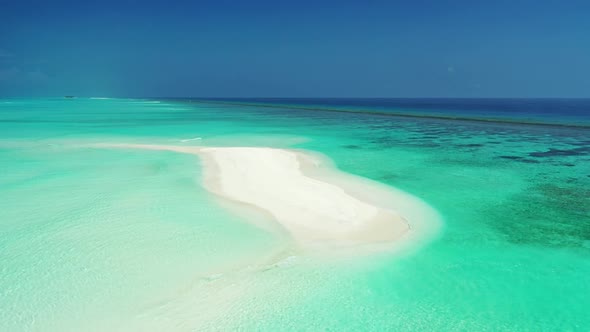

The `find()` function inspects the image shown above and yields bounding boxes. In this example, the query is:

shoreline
[91,143,441,251]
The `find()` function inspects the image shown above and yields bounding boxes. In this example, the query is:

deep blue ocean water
[197,98,590,127]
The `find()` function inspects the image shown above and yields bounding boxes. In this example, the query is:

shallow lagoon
[0,98,588,331]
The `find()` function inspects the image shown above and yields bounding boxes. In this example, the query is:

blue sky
[1,0,589,97]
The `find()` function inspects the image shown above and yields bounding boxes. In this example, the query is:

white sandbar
[91,143,439,248]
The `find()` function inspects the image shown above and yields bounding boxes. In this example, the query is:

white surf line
[180,137,202,142]
[91,143,440,249]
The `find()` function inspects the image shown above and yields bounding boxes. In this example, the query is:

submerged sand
[91,143,437,249]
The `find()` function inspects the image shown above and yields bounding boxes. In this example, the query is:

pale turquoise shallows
[0,98,589,331]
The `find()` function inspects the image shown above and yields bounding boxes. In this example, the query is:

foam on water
[179,137,202,142]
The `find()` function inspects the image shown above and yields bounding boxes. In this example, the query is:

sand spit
[91,143,439,249]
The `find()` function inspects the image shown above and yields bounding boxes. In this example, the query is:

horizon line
[2,96,590,100]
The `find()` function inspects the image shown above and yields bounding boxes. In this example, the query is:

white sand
[91,143,427,248]
[201,147,409,246]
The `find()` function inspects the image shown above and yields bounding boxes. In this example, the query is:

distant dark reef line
[190,99,590,130]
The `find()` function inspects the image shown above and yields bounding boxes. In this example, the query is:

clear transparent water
[0,98,588,331]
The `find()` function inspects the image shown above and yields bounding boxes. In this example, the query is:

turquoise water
[0,98,589,331]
